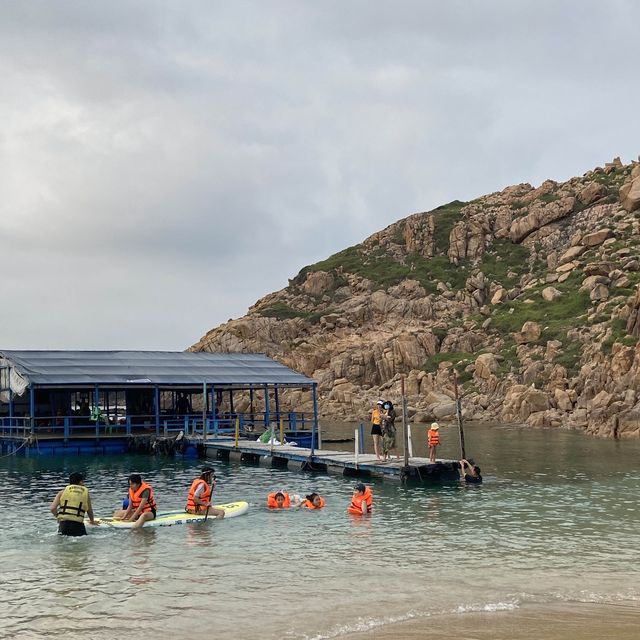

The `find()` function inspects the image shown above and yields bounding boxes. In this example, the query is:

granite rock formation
[192,157,640,439]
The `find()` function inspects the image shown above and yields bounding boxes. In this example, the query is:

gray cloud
[1,1,638,350]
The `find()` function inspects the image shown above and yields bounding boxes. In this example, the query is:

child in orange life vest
[301,492,325,509]
[112,474,157,529]
[348,483,372,515]
[267,491,293,508]
[428,422,440,463]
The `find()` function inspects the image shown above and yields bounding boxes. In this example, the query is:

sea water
[0,423,638,640]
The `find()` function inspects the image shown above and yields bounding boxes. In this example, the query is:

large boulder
[502,384,550,421]
[302,271,335,296]
[578,181,607,205]
[513,321,542,345]
[510,197,575,242]
[541,286,562,301]
[619,166,640,213]
[475,353,499,379]
[581,229,612,247]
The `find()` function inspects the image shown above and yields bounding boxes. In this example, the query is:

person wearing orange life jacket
[301,492,325,509]
[186,467,225,518]
[50,472,97,536]
[112,474,157,529]
[348,483,372,515]
[428,422,440,463]
[267,491,292,508]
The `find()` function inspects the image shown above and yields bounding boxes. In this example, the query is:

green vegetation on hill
[479,240,529,287]
[490,273,591,342]
[289,200,514,294]
[257,302,312,320]
[423,351,476,383]
[432,200,467,254]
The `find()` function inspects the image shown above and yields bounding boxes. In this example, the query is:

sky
[1,1,639,351]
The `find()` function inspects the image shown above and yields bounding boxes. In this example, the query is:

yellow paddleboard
[93,501,249,528]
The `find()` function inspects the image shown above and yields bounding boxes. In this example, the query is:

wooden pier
[204,437,460,483]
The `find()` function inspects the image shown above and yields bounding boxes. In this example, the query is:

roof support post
[29,386,35,435]
[311,383,319,455]
[154,386,160,436]
[202,381,207,437]
[94,385,100,439]
[9,383,14,424]
[228,388,234,415]
[274,386,280,426]
[263,383,270,428]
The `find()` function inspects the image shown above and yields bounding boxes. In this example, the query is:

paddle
[203,471,214,522]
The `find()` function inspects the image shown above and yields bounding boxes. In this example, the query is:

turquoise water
[0,423,639,639]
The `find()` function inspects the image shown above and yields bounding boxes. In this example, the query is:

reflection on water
[0,423,639,640]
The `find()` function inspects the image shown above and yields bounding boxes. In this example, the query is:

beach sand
[340,602,640,639]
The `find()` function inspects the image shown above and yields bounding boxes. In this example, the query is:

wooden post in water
[401,377,409,467]
[454,370,466,460]
[354,428,359,467]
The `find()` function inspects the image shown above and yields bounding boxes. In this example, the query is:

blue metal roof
[0,350,314,386]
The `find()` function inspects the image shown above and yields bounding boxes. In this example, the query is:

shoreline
[338,601,640,640]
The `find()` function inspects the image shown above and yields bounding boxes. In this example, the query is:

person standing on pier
[427,422,440,463]
[370,400,384,460]
[50,472,96,536]
[186,467,225,518]
[381,400,397,461]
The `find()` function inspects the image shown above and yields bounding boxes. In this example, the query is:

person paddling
[50,472,97,536]
[186,467,225,518]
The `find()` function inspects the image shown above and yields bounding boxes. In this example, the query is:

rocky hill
[192,157,640,438]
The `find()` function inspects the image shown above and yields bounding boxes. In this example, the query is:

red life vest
[129,481,156,513]
[186,478,212,513]
[348,487,372,515]
[267,492,291,508]
[428,428,440,447]
[301,496,326,509]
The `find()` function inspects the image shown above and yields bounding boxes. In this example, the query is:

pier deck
[204,437,460,483]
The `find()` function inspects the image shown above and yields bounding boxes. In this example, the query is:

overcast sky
[1,1,638,351]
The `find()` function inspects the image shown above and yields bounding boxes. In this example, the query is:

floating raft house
[0,350,318,456]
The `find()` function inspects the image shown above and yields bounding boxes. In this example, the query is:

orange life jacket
[428,429,440,447]
[348,487,372,515]
[301,496,326,509]
[129,481,156,513]
[267,492,291,508]
[371,407,382,425]
[185,478,212,513]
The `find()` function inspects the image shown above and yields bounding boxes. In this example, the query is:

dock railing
[0,417,31,439]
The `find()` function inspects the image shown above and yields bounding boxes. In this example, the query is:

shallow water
[0,423,639,639]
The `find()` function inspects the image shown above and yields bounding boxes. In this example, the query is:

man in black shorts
[50,472,96,536]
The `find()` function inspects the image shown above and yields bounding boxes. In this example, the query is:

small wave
[299,600,522,639]
[300,610,421,640]
[454,599,521,613]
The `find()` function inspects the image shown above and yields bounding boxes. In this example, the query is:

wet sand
[341,602,640,639]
